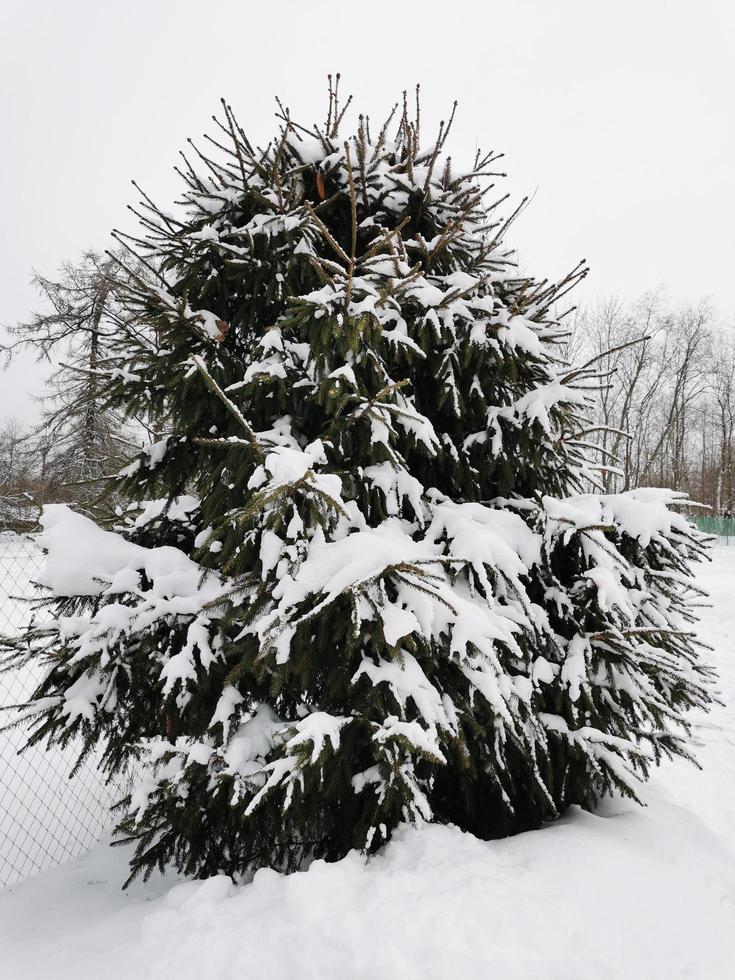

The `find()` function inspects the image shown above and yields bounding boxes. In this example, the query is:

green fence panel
[692,516,735,542]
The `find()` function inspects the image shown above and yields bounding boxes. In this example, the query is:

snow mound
[1,805,733,980]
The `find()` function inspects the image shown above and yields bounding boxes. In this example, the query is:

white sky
[1,0,733,422]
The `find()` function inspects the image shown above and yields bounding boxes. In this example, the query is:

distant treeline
[568,292,735,514]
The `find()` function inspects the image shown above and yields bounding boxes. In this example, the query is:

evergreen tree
[1,81,715,884]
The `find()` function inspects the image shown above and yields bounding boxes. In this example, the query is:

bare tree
[0,416,34,529]
[3,251,137,513]
[571,294,729,510]
[569,292,670,491]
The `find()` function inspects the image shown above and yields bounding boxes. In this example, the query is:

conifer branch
[190,355,263,459]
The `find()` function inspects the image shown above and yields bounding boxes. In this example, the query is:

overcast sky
[1,0,733,423]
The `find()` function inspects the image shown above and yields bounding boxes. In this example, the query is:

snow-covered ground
[1,548,733,980]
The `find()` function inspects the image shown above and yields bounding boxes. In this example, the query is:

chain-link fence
[0,533,125,888]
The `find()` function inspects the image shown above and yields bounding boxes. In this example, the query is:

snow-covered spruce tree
[2,83,715,883]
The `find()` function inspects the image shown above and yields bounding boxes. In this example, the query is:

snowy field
[0,547,733,979]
